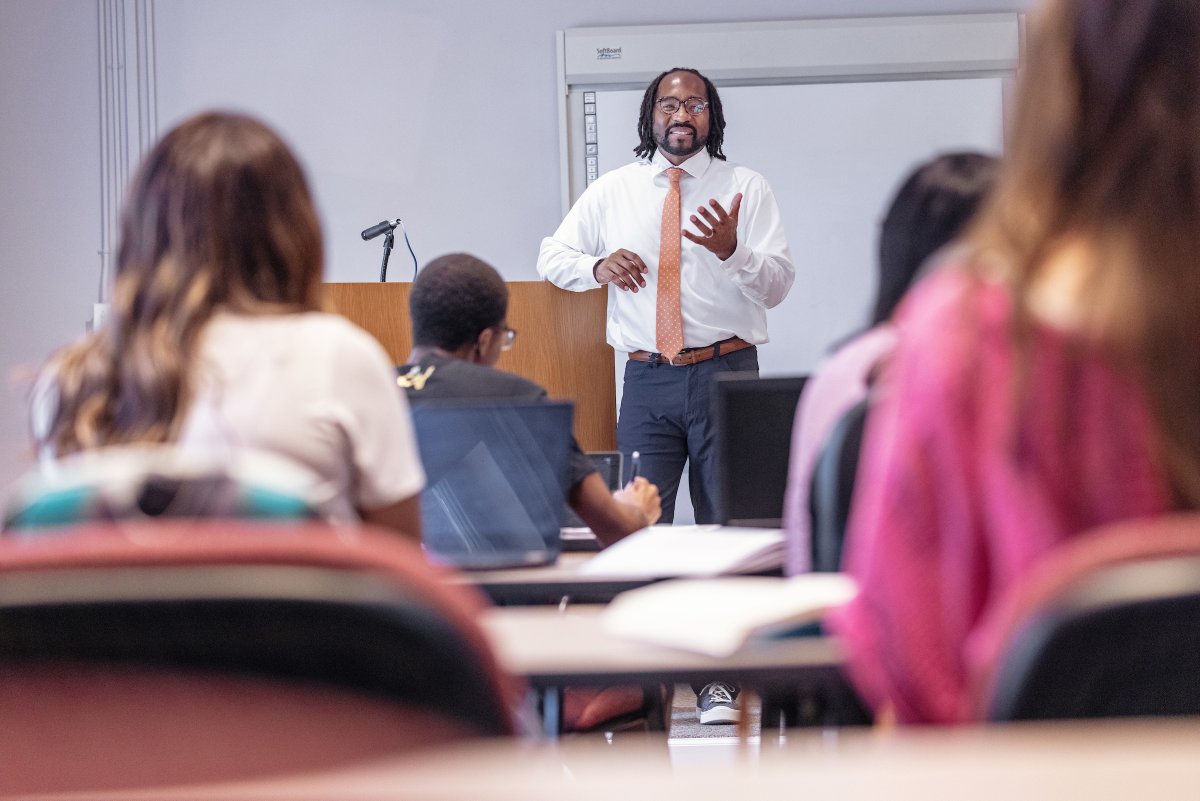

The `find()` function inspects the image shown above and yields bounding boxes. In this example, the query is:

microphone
[361,219,400,241]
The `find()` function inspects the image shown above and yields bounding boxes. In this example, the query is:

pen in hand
[630,450,641,482]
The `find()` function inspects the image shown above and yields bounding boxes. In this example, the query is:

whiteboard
[594,76,1006,375]
[558,15,1019,523]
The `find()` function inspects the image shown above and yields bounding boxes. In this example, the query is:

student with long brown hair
[30,111,424,536]
[831,0,1200,723]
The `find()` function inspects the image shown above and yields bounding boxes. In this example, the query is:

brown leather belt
[628,336,754,366]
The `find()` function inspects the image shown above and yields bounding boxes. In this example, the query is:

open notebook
[578,525,786,578]
[602,574,857,657]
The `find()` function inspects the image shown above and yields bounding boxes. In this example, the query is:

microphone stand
[379,230,395,282]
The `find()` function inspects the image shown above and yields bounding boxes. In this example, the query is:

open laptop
[408,401,574,569]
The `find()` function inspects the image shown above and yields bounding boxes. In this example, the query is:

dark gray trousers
[616,345,759,524]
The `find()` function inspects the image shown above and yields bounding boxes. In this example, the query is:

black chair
[809,398,869,572]
[981,515,1200,721]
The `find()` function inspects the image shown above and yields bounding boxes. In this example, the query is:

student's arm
[569,473,660,548]
[360,494,423,543]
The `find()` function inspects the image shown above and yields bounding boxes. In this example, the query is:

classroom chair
[977,514,1200,721]
[809,398,869,573]
[0,520,520,796]
[3,444,322,531]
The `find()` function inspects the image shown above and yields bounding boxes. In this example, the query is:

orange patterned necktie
[656,167,685,358]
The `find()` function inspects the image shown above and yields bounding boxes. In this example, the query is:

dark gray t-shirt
[396,354,594,491]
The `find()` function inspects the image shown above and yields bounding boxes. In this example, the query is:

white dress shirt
[538,150,795,354]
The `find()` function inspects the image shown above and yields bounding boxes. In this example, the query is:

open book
[602,574,857,657]
[578,525,785,578]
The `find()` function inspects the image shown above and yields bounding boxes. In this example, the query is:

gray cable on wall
[97,0,157,305]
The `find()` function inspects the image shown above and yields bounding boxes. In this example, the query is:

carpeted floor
[668,685,760,740]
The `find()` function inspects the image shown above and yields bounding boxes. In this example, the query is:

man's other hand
[594,249,649,292]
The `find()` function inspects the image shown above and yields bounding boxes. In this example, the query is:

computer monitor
[587,451,625,491]
[408,401,574,569]
[712,373,808,528]
[559,451,623,530]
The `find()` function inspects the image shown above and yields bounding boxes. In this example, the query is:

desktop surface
[72,718,1200,799]
[480,604,843,688]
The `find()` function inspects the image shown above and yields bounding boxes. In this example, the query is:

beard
[657,124,704,158]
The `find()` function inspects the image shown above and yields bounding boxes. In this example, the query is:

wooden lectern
[324,282,616,451]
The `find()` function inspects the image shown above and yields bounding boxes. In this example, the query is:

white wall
[0,0,103,491]
[0,0,1032,493]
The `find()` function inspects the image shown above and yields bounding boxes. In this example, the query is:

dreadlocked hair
[633,68,726,162]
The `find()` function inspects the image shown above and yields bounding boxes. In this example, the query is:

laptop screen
[409,401,574,569]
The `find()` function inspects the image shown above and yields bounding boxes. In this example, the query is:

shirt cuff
[719,241,753,274]
[588,257,605,288]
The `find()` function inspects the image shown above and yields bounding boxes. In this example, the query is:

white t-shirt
[177,312,424,521]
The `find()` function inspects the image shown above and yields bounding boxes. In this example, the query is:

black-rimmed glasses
[655,96,709,116]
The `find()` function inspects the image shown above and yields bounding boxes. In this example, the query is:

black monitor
[559,451,623,530]
[712,372,808,528]
[586,451,624,491]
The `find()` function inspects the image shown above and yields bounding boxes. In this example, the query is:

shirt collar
[650,148,712,179]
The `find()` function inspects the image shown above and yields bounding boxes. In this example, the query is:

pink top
[827,267,1173,724]
[783,325,897,574]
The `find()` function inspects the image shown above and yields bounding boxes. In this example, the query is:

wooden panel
[324,282,615,451]
[323,282,411,361]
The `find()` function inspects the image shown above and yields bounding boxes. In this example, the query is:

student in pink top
[830,0,1200,724]
[782,152,998,574]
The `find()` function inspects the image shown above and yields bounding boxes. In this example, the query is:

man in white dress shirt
[538,67,795,529]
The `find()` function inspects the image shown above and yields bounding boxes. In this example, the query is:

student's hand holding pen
[613,476,661,528]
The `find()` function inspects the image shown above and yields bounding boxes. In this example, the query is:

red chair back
[973,514,1200,721]
[0,521,521,795]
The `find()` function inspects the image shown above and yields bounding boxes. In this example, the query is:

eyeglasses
[496,325,517,351]
[655,96,709,116]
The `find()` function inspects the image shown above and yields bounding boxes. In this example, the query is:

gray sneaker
[696,681,740,725]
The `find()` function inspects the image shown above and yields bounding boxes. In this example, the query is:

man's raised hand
[684,193,743,261]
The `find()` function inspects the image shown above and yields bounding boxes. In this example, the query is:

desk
[458,553,785,606]
[75,719,1200,800]
[455,553,668,605]
[480,605,849,734]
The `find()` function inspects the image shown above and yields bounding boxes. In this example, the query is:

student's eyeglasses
[655,96,709,116]
[496,326,518,351]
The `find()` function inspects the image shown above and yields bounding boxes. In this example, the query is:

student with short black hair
[399,253,660,546]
